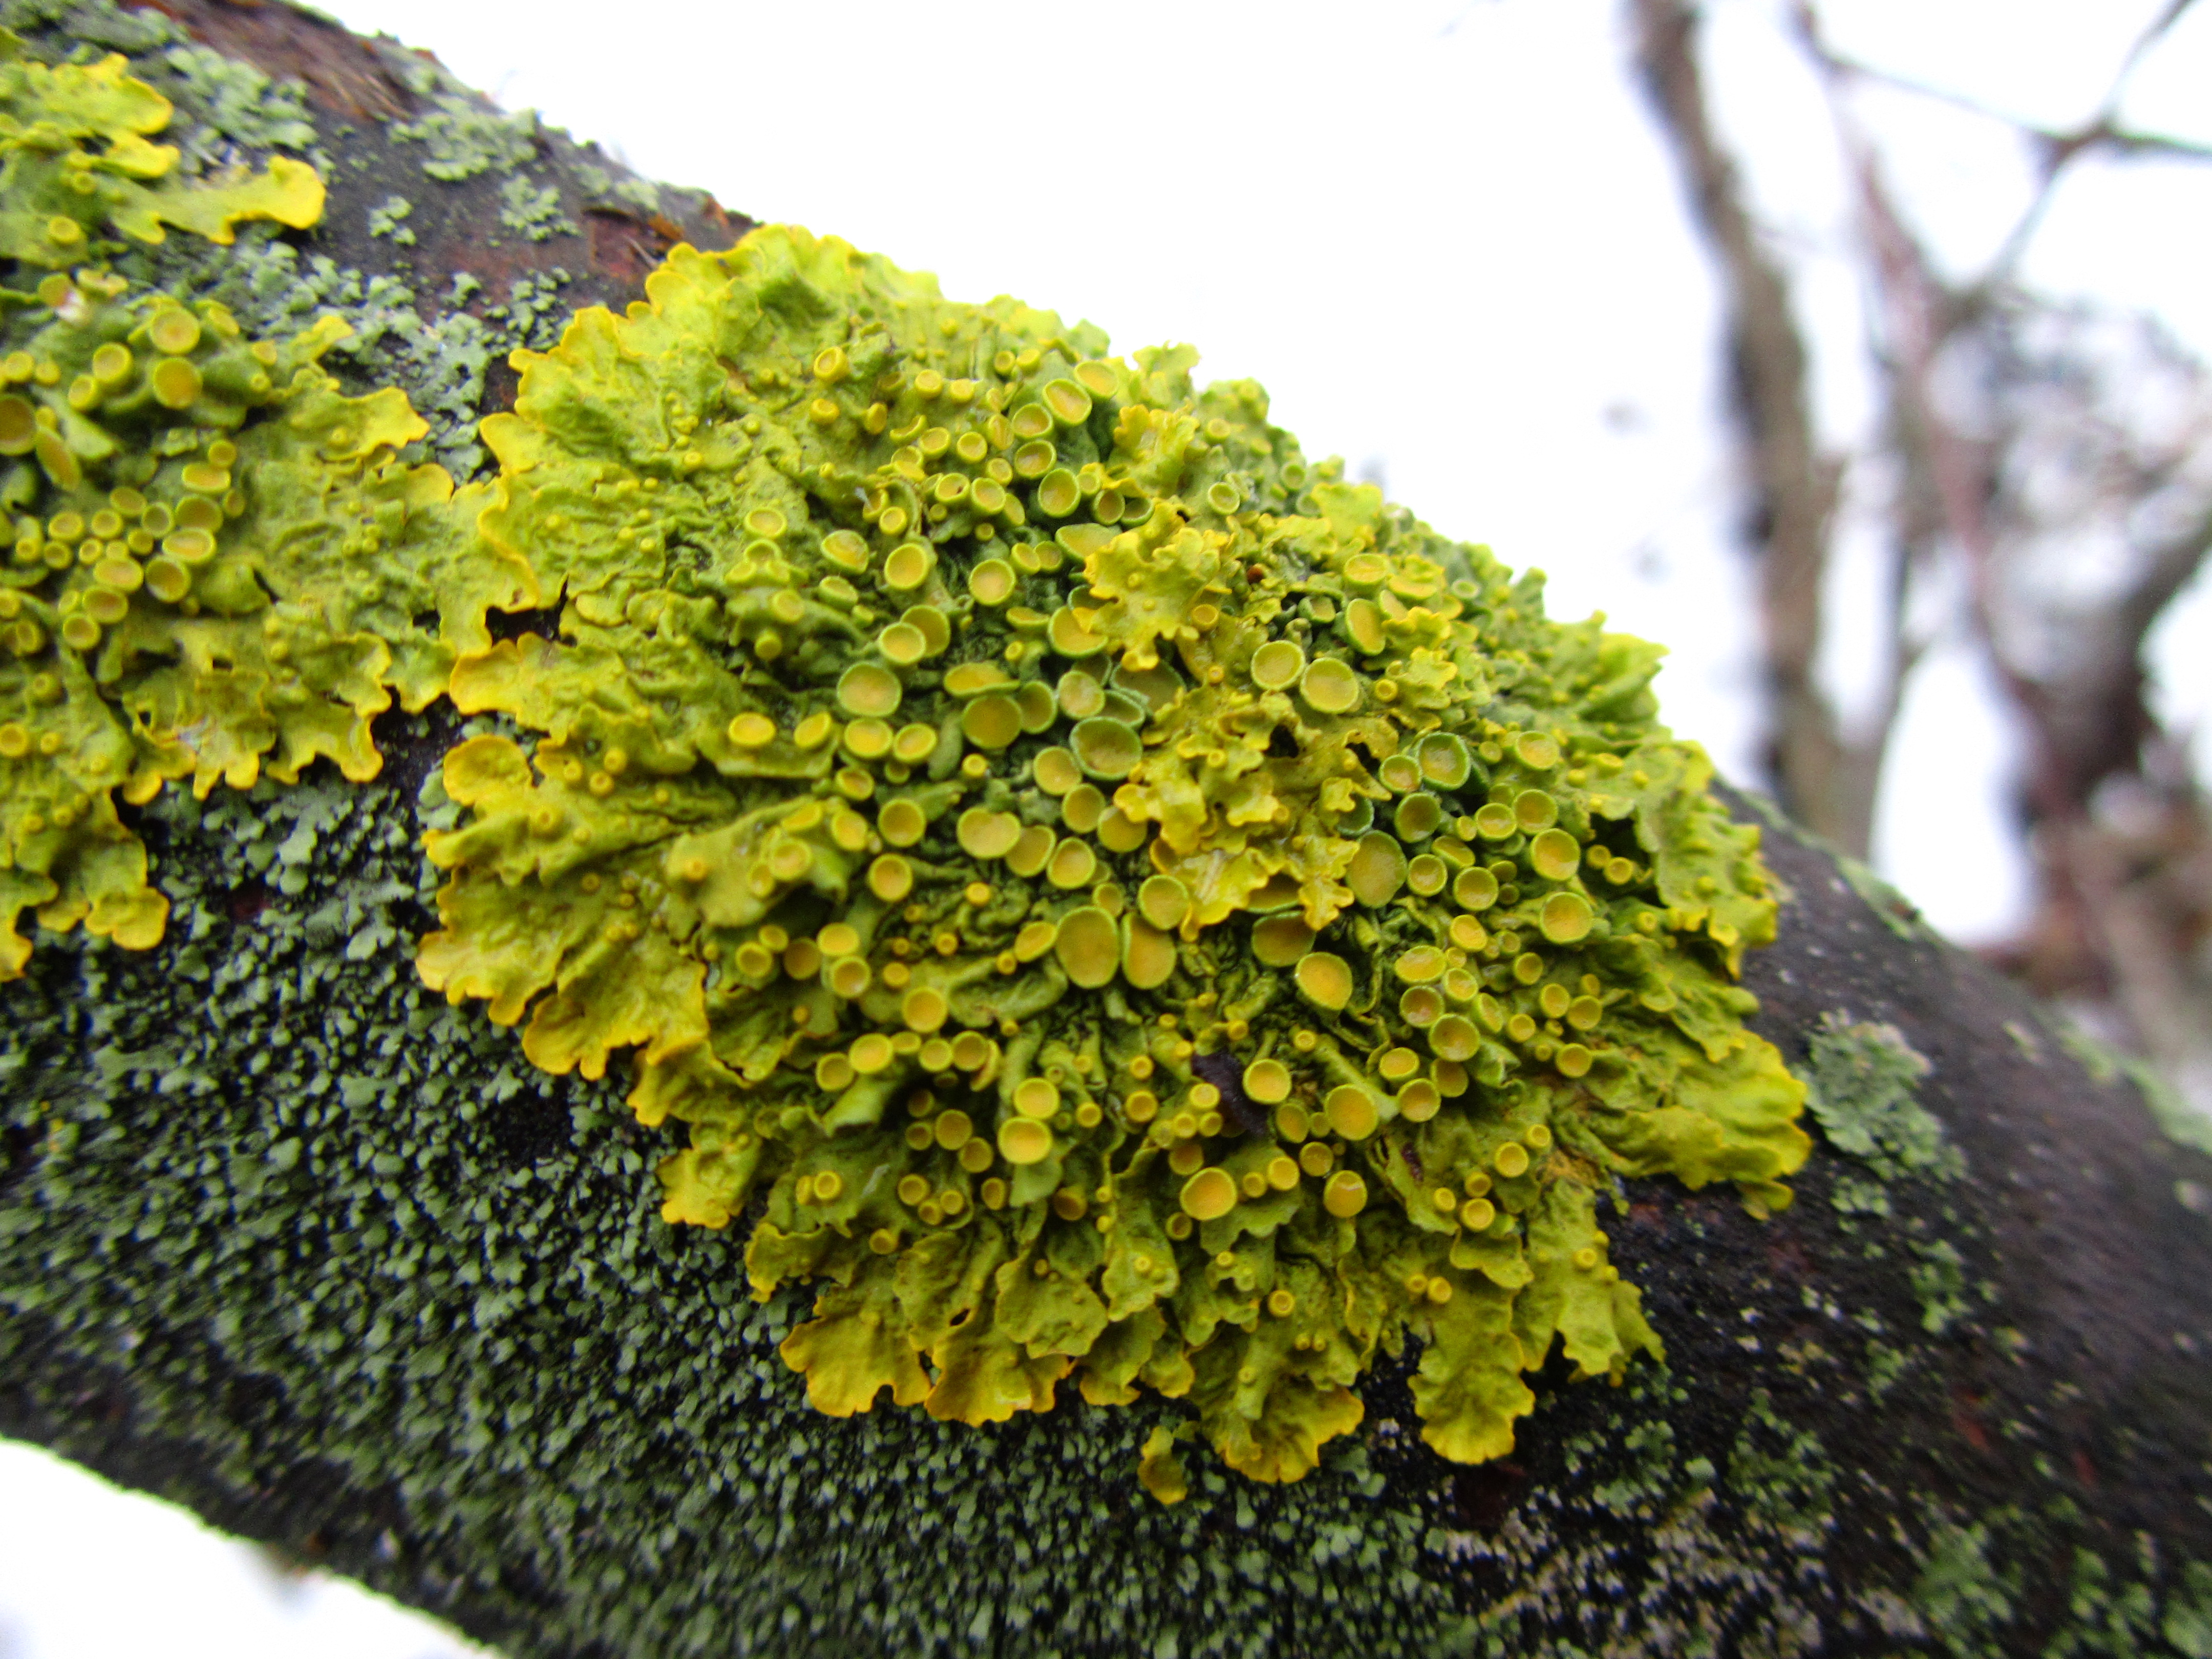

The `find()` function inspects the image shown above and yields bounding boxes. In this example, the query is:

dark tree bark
[4,6,2211,1656]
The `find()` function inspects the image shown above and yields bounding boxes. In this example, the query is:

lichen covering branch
[0,25,1808,1486]
[417,227,1811,1489]
[0,29,511,975]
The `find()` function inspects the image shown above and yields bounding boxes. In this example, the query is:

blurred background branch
[1633,0,2212,1122]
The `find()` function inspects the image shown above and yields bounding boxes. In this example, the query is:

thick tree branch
[3,7,2211,1658]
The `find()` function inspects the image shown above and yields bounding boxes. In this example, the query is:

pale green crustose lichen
[366,193,414,246]
[1804,1011,1961,1194]
[497,174,574,243]
[417,224,1811,1491]
[390,86,538,183]
[154,40,319,159]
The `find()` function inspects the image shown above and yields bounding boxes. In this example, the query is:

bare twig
[1810,61,2212,168]
[2112,0,2200,89]
[1794,0,2212,282]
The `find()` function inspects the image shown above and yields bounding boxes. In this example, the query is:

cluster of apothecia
[420,227,1811,1492]
[0,40,511,976]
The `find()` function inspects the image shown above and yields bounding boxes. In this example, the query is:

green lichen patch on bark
[1804,1012,1957,1186]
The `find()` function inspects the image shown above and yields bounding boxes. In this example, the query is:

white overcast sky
[6,3,2210,1655]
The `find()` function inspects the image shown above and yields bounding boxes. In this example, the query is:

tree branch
[1629,0,1858,849]
[1794,0,2212,285]
[5,8,2212,1658]
[1795,3,2212,1104]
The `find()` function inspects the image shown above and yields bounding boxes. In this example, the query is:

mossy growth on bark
[5,759,2211,1657]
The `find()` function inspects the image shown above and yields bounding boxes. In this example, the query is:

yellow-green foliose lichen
[419,224,1811,1488]
[0,29,320,267]
[0,43,522,974]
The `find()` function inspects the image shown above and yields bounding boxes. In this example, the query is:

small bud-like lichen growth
[497,175,574,243]
[423,226,1811,1487]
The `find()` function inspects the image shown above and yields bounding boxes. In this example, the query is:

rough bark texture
[4,5,2212,1656]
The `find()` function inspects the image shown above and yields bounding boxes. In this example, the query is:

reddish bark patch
[587,200,745,287]
[227,881,270,925]
[1766,1236,1817,1282]
[141,0,418,120]
[1949,1384,1992,1452]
